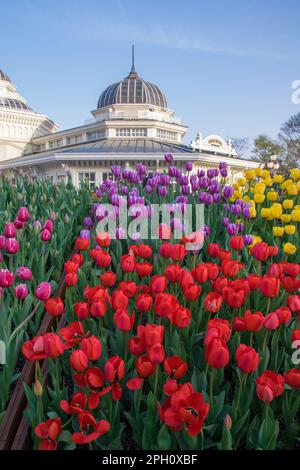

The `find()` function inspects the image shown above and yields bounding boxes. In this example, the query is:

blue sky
[0,0,299,148]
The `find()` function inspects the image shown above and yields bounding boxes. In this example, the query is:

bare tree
[230,137,250,158]
[278,112,300,168]
[252,134,284,167]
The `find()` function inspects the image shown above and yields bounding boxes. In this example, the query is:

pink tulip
[4,223,16,238]
[16,266,33,281]
[35,282,51,301]
[5,238,19,254]
[40,229,51,242]
[43,220,53,233]
[17,207,29,222]
[14,284,29,300]
[14,219,25,230]
[0,269,14,288]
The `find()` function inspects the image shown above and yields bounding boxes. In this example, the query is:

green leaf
[157,425,171,450]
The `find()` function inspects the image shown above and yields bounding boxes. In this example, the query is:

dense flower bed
[0,178,91,417]
[5,161,300,450]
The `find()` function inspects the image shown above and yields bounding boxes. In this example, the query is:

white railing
[108,111,181,124]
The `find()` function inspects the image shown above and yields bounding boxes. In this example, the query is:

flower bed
[17,162,300,451]
[0,177,91,433]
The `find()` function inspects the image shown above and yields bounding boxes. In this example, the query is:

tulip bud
[35,282,51,301]
[64,214,70,224]
[224,414,232,430]
[14,284,29,300]
[34,379,43,396]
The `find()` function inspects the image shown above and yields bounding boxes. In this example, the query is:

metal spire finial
[127,44,138,78]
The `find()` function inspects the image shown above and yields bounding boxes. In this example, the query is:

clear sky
[1,0,299,147]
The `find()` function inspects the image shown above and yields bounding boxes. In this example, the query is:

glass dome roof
[0,97,32,111]
[0,69,11,82]
[97,66,167,109]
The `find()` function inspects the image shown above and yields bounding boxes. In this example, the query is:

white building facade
[0,61,258,186]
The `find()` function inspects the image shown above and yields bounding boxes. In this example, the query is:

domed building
[0,51,258,185]
[0,69,58,163]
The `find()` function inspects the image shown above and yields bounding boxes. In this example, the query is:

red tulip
[90,299,107,318]
[104,356,125,382]
[35,418,62,451]
[60,392,87,415]
[169,243,186,261]
[204,292,223,313]
[100,271,117,287]
[74,302,90,320]
[113,309,134,332]
[260,276,280,298]
[135,262,153,277]
[148,343,165,364]
[75,237,89,251]
[136,355,156,377]
[192,263,208,283]
[222,287,246,308]
[264,312,280,330]
[45,298,64,317]
[256,371,284,403]
[136,293,153,313]
[111,290,129,310]
[81,336,102,361]
[22,333,64,360]
[230,236,244,251]
[164,356,188,379]
[70,350,89,372]
[164,264,182,283]
[251,242,270,262]
[72,413,110,444]
[208,243,220,258]
[205,337,229,368]
[236,344,259,373]
[119,281,137,298]
[287,295,300,313]
[183,283,201,301]
[170,306,191,329]
[59,322,86,349]
[150,275,167,294]
[284,369,300,389]
[120,254,135,272]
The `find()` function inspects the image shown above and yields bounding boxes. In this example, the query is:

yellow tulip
[237,178,246,186]
[281,179,293,189]
[285,225,296,235]
[234,190,243,199]
[249,206,257,218]
[287,184,298,196]
[267,191,278,202]
[254,193,265,204]
[264,177,273,187]
[261,170,270,180]
[283,243,297,255]
[273,227,284,237]
[290,168,300,180]
[255,168,263,177]
[270,203,282,219]
[245,169,255,180]
[261,208,271,219]
[283,199,293,210]
[254,183,266,194]
[281,214,291,223]
[291,210,300,222]
[243,195,251,202]
[273,174,283,183]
